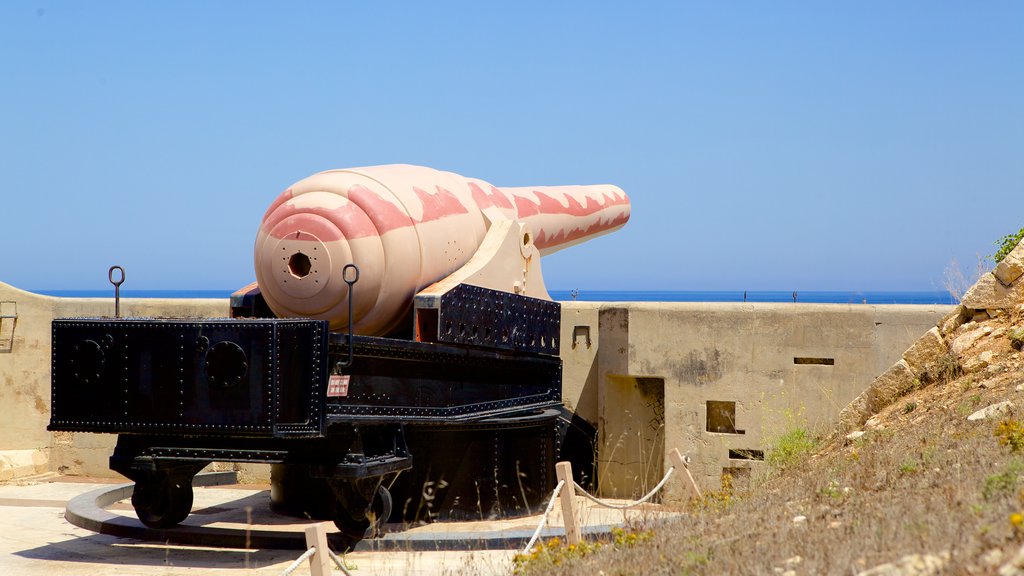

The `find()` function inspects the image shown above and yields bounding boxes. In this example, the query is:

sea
[33,289,957,305]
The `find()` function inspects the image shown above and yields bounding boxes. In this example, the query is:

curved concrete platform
[64,473,648,551]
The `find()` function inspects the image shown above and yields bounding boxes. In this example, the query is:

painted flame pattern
[255,164,629,335]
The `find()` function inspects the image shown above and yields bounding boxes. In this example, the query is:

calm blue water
[36,289,236,299]
[547,290,956,305]
[34,289,956,305]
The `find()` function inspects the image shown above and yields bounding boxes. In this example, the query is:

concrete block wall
[558,301,952,502]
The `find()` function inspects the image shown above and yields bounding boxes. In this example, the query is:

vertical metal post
[335,264,359,370]
[555,461,581,545]
[108,266,125,318]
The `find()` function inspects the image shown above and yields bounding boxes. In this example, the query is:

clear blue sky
[1,2,1021,292]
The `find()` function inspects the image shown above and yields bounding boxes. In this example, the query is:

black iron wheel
[131,477,194,529]
[331,511,370,552]
[366,485,392,538]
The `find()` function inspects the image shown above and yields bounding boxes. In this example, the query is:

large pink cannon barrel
[255,164,630,335]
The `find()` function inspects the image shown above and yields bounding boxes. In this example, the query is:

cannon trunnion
[48,290,563,547]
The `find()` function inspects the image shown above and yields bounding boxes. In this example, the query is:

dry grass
[519,313,1024,575]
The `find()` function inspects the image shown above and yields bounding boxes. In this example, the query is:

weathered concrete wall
[0,281,227,480]
[558,301,952,501]
[0,282,950,496]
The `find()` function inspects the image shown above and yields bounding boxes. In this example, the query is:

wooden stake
[669,448,703,500]
[555,461,582,545]
[304,522,332,576]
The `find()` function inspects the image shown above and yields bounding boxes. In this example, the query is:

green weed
[983,460,1024,501]
[767,428,816,469]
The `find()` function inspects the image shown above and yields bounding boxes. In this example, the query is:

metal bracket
[571,325,591,350]
[333,264,359,371]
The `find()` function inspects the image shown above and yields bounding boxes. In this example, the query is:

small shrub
[921,353,962,385]
[820,478,843,499]
[694,473,735,511]
[983,460,1024,501]
[997,419,1024,453]
[512,526,654,574]
[956,395,982,417]
[993,227,1024,264]
[1009,328,1024,352]
[767,428,817,469]
[903,401,918,414]
[899,459,919,475]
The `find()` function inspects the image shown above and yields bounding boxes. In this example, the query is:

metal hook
[108,266,125,318]
[334,264,360,370]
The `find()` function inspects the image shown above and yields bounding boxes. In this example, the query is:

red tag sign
[327,374,350,397]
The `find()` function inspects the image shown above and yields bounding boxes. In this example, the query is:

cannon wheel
[366,485,392,538]
[330,482,392,549]
[131,474,194,529]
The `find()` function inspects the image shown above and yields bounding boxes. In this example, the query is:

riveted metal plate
[49,318,328,437]
[326,333,562,423]
[430,284,561,355]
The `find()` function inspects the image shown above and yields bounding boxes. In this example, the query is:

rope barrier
[327,548,356,576]
[572,466,676,510]
[522,479,566,554]
[521,460,687,554]
[279,546,317,576]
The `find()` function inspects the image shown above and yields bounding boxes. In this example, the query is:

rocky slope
[523,239,1024,576]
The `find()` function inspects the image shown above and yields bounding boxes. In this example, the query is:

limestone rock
[963,273,1024,310]
[902,327,947,375]
[994,239,1024,286]
[846,430,866,441]
[834,395,873,437]
[867,360,918,412]
[1000,542,1024,575]
[952,325,993,356]
[939,306,970,336]
[833,361,916,437]
[964,356,990,373]
[857,552,949,576]
[983,548,1005,568]
[967,400,1014,421]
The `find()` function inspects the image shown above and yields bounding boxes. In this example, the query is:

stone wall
[558,301,952,500]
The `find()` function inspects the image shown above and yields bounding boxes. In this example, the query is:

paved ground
[0,476,673,575]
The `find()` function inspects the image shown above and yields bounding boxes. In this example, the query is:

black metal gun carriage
[48,284,565,547]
